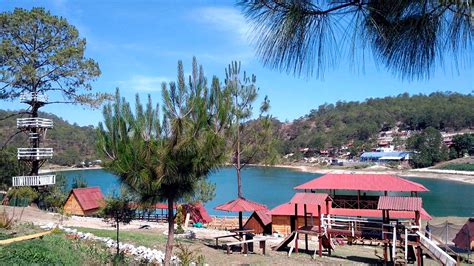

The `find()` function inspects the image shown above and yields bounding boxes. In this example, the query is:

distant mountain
[269,92,474,155]
[0,109,97,166]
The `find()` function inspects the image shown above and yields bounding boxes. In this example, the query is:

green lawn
[73,227,167,249]
[439,163,474,171]
[0,233,115,264]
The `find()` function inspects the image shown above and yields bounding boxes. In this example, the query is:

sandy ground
[268,163,474,184]
[39,165,103,174]
[2,206,451,265]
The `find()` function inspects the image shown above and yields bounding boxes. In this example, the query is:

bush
[0,209,15,229]
[7,187,38,206]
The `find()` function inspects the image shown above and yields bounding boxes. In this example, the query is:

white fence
[12,175,56,186]
[17,148,53,160]
[17,118,53,128]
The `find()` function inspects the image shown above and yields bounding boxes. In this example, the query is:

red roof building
[63,187,104,216]
[270,174,432,236]
[294,173,428,192]
[244,208,272,234]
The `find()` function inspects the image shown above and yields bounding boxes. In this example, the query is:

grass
[439,163,474,171]
[0,233,115,264]
[73,227,167,248]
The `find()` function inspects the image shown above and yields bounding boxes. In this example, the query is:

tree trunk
[164,197,175,266]
[30,104,40,176]
[116,217,120,256]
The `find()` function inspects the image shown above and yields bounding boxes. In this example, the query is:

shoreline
[39,165,103,174]
[259,163,474,185]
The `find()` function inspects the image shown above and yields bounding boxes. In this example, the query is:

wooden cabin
[63,187,104,216]
[244,208,272,234]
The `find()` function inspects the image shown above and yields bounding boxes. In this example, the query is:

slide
[273,231,297,251]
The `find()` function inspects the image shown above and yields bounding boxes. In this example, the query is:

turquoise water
[58,167,474,217]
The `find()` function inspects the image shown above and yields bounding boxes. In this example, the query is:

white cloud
[195,7,252,42]
[118,75,171,92]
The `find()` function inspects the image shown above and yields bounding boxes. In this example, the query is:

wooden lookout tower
[12,92,55,187]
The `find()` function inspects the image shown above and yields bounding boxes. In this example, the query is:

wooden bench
[224,238,267,255]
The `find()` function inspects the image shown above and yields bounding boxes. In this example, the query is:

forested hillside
[272,92,474,154]
[0,109,97,165]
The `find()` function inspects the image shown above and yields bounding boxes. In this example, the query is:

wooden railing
[332,199,379,209]
[12,175,56,186]
[17,148,53,160]
[17,118,53,129]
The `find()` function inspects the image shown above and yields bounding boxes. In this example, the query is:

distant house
[453,218,474,251]
[360,151,411,163]
[63,187,104,216]
[244,208,272,235]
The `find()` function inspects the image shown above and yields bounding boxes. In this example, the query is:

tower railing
[12,175,56,187]
[17,118,53,129]
[20,92,48,103]
[17,148,54,160]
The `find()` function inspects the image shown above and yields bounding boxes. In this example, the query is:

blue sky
[1,0,473,126]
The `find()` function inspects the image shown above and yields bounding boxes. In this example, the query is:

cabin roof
[70,187,104,211]
[215,197,267,212]
[254,208,272,226]
[377,196,422,211]
[289,193,330,206]
[294,174,429,192]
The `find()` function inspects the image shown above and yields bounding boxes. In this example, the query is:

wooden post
[357,190,360,209]
[387,210,393,263]
[304,204,308,252]
[318,205,322,257]
[325,198,331,256]
[415,210,422,266]
[294,203,298,253]
[383,210,388,263]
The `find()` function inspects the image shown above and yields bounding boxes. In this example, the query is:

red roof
[254,208,272,226]
[289,193,330,205]
[214,197,267,212]
[269,202,329,216]
[71,187,104,211]
[377,196,422,211]
[331,208,432,220]
[183,203,212,224]
[294,174,429,192]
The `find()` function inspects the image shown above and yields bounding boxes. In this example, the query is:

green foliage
[240,1,471,79]
[276,92,473,154]
[175,241,204,266]
[0,234,113,264]
[38,174,68,210]
[452,134,474,158]
[100,189,134,256]
[407,127,448,168]
[183,179,216,204]
[0,147,28,189]
[96,58,232,262]
[0,209,15,229]
[72,176,88,189]
[175,205,185,234]
[0,7,107,106]
[7,187,38,205]
[439,163,474,172]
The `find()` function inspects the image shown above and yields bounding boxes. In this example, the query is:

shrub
[0,209,15,229]
[7,187,38,206]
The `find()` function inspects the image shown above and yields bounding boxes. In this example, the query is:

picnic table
[214,228,255,247]
[214,228,267,255]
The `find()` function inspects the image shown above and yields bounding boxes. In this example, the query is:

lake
[58,167,474,217]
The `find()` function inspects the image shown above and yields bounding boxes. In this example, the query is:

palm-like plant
[96,58,231,265]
